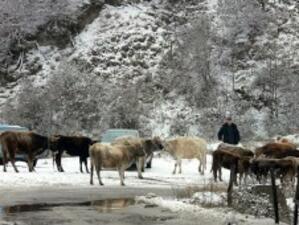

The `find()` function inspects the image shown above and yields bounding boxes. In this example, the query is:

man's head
[224,116,232,125]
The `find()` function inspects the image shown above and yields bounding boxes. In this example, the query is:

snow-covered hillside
[0,0,298,140]
[72,3,169,82]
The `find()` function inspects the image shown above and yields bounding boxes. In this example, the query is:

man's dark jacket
[217,123,240,145]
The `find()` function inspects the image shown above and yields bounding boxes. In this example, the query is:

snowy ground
[0,153,290,224]
[136,195,288,225]
[0,154,229,190]
[2,138,298,190]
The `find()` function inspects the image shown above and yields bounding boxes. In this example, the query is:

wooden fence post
[227,163,236,207]
[270,167,279,224]
[293,167,299,225]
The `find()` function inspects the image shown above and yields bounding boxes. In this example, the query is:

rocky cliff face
[1,0,298,140]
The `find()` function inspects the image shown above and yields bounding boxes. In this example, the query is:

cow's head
[144,136,164,153]
[47,135,61,152]
[90,139,98,146]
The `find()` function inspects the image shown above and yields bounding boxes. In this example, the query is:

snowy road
[0,155,287,225]
[0,186,286,225]
[0,154,228,190]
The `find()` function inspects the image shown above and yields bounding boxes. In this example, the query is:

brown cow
[281,156,299,185]
[0,131,54,172]
[250,157,299,186]
[276,137,297,149]
[255,142,298,158]
[254,142,299,184]
[212,144,254,185]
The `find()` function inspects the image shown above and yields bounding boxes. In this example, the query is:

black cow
[51,135,96,173]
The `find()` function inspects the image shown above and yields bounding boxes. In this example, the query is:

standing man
[217,116,240,145]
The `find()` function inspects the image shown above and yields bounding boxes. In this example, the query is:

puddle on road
[1,198,135,216]
[0,197,179,225]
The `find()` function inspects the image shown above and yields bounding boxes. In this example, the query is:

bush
[2,61,143,136]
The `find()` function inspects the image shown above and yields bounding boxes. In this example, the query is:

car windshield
[0,126,28,132]
[101,129,139,143]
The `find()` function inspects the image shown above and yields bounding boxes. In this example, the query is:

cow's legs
[173,160,178,174]
[136,158,144,179]
[257,174,262,184]
[55,151,64,172]
[28,160,34,172]
[198,158,202,173]
[10,158,19,173]
[27,153,34,172]
[213,167,217,182]
[234,174,238,186]
[55,154,60,172]
[219,167,223,181]
[8,149,19,173]
[84,158,89,173]
[140,157,145,172]
[146,153,153,169]
[90,158,94,185]
[239,172,243,186]
[244,172,249,185]
[198,157,204,175]
[178,159,182,174]
[79,157,89,173]
[239,170,249,186]
[2,149,8,172]
[118,168,125,186]
[96,164,103,186]
[79,158,83,173]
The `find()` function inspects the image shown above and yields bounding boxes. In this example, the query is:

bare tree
[160,14,217,108]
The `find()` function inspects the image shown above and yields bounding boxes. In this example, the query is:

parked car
[101,129,140,143]
[0,124,48,166]
[100,129,152,170]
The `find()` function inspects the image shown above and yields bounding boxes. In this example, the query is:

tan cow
[112,137,163,173]
[89,140,146,186]
[164,136,207,175]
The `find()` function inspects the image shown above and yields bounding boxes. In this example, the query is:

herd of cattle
[0,131,299,187]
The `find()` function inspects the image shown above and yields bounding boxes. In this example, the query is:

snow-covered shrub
[2,81,48,133]
[160,14,217,109]
[107,87,142,130]
[217,0,269,47]
[232,185,291,223]
[2,61,145,136]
